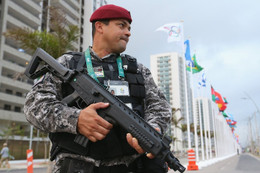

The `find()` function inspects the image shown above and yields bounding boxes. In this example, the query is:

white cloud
[107,0,260,148]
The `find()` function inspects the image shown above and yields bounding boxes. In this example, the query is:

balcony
[64,0,80,11]
[1,59,25,73]
[6,15,34,30]
[0,76,32,92]
[11,0,42,17]
[52,0,80,20]
[8,0,41,29]
[0,109,27,123]
[4,44,32,63]
[0,92,25,105]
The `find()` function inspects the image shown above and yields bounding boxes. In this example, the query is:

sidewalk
[3,154,238,172]
[0,159,49,170]
[168,153,237,173]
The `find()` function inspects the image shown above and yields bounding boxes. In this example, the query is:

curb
[0,159,49,170]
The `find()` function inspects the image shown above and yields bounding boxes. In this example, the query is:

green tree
[170,108,183,141]
[3,6,79,58]
[0,122,25,142]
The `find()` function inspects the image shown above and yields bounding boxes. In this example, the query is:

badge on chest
[104,80,132,109]
[93,66,104,77]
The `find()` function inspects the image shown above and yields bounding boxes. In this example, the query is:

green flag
[186,54,203,73]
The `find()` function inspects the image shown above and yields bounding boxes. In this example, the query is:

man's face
[102,19,131,54]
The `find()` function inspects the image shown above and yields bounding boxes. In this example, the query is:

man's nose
[125,29,131,37]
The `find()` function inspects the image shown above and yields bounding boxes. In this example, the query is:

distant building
[0,0,43,136]
[150,52,193,152]
[194,97,216,159]
[0,0,94,142]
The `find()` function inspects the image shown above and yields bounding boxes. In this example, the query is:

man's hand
[77,102,113,142]
[126,133,155,159]
[126,127,161,159]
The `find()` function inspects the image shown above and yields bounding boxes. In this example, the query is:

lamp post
[242,92,260,154]
[241,92,260,116]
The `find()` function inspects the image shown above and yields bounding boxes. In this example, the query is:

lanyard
[84,48,125,83]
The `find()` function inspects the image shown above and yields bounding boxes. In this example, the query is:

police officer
[24,4,171,173]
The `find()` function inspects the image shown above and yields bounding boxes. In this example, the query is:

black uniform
[24,47,171,173]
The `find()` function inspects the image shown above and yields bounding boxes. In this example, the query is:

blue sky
[106,0,260,146]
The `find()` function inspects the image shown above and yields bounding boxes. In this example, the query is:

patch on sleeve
[33,75,45,87]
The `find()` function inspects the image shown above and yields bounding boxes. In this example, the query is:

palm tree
[170,108,183,152]
[3,6,79,58]
[171,108,184,131]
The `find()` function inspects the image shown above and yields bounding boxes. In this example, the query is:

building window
[4,104,11,111]
[14,106,21,112]
[16,92,23,97]
[6,89,13,94]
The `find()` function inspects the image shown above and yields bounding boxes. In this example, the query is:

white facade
[0,0,92,135]
[150,52,192,152]
[0,0,43,132]
[194,97,215,160]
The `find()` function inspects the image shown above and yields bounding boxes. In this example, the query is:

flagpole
[204,76,213,158]
[189,53,199,161]
[198,95,205,160]
[206,98,212,158]
[209,83,220,158]
[202,85,211,159]
[197,71,206,161]
[181,22,192,150]
[210,94,218,158]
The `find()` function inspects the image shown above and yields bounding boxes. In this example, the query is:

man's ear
[95,21,104,34]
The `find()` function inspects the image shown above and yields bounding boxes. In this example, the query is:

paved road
[1,154,259,173]
[172,154,260,173]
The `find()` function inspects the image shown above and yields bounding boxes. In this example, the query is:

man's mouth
[120,37,129,43]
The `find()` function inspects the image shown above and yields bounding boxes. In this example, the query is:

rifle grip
[74,134,89,147]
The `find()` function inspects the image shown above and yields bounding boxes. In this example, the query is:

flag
[211,86,216,102]
[156,23,182,42]
[214,91,224,104]
[211,86,227,112]
[184,40,192,62]
[214,91,227,111]
[186,54,203,73]
[223,97,228,104]
[198,72,206,88]
[222,111,228,118]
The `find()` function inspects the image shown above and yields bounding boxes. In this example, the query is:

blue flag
[198,72,206,88]
[184,40,192,63]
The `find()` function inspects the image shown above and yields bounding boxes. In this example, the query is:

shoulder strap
[63,52,84,70]
[121,54,138,73]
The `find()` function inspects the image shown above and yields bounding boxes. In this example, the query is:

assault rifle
[24,48,186,173]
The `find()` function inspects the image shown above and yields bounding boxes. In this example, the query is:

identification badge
[94,66,104,77]
[104,80,130,96]
[104,80,132,109]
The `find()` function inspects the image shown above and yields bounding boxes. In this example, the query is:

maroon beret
[90,4,132,23]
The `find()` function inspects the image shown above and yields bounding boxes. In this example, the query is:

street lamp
[242,92,260,154]
[241,92,260,116]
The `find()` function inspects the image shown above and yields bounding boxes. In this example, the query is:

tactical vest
[49,52,146,161]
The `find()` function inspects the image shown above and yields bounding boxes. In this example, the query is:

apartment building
[194,97,216,159]
[150,52,193,151]
[0,0,43,135]
[0,0,97,138]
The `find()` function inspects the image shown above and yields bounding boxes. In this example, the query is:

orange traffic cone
[27,149,33,173]
[187,149,198,170]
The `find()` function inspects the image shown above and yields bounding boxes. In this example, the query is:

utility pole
[248,116,254,154]
[242,92,260,154]
[254,112,260,154]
